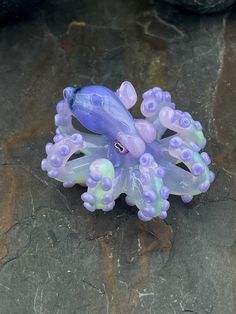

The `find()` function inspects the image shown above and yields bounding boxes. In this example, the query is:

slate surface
[0,0,235,313]
[162,0,236,13]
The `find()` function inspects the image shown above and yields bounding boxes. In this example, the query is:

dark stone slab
[0,0,44,24]
[162,0,236,13]
[0,0,235,313]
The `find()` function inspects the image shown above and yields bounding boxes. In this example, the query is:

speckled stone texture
[0,0,235,313]
[162,0,236,13]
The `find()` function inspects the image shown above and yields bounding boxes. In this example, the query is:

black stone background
[0,0,235,313]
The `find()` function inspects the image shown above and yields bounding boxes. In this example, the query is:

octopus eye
[114,140,128,154]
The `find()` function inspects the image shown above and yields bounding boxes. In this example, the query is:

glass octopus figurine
[41,81,215,221]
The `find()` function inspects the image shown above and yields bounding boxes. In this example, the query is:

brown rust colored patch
[0,166,16,235]
[137,230,150,286]
[0,166,16,260]
[99,237,118,314]
[214,10,236,173]
[0,235,8,260]
[139,218,174,254]
[4,118,52,152]
[135,219,173,286]
[99,237,114,291]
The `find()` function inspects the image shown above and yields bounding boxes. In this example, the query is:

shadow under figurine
[41,82,215,221]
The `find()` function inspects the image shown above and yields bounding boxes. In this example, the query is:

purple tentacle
[125,153,170,221]
[141,87,175,139]
[41,133,93,186]
[159,106,206,150]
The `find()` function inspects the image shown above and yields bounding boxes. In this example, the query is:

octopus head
[63,85,146,158]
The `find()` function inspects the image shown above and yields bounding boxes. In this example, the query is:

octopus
[41,81,215,221]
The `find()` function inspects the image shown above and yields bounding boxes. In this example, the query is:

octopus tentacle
[159,159,214,198]
[159,106,206,150]
[55,100,77,136]
[81,158,116,212]
[41,133,97,187]
[140,87,175,139]
[156,135,215,201]
[125,153,169,221]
